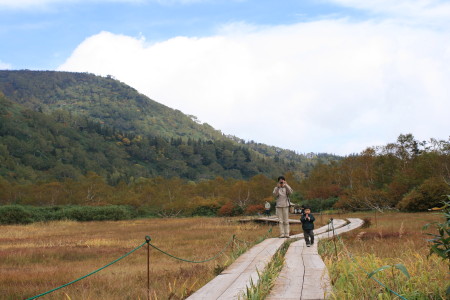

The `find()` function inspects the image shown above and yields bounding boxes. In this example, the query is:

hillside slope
[0,70,223,141]
[0,93,304,182]
[0,70,340,183]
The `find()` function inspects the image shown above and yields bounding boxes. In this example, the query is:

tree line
[1,134,448,215]
[299,134,450,211]
[0,173,298,217]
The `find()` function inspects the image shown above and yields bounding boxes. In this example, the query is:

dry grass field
[1,212,446,299]
[319,212,448,299]
[0,217,278,300]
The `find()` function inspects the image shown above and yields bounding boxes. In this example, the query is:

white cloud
[58,19,450,155]
[326,0,450,26]
[0,59,12,69]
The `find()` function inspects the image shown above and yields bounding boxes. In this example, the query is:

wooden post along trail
[188,218,363,300]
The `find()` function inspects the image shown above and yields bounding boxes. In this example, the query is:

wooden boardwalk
[187,219,357,300]
[267,218,364,300]
[187,237,285,299]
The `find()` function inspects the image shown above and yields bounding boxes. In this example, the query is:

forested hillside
[0,70,224,141]
[0,93,299,183]
[0,70,339,184]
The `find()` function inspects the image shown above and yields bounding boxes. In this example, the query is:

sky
[1,0,450,155]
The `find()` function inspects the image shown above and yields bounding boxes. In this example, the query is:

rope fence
[25,238,149,300]
[24,227,275,300]
[148,234,235,263]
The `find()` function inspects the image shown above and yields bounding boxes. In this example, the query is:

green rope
[330,220,409,300]
[148,234,235,263]
[233,224,274,247]
[25,238,149,300]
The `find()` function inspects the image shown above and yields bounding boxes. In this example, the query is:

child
[300,207,315,247]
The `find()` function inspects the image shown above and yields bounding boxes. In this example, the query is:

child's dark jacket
[301,214,315,230]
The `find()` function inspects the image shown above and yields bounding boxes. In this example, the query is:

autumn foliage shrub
[217,202,243,216]
[244,204,264,215]
[217,202,233,216]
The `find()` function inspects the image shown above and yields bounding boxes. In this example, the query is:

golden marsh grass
[319,212,448,299]
[0,217,274,300]
[2,212,445,299]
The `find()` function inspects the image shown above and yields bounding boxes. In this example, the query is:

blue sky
[1,0,450,155]
[1,0,363,69]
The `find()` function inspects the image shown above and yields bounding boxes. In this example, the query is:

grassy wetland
[319,212,448,299]
[0,217,276,300]
[1,212,447,300]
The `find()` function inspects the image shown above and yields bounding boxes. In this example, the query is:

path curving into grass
[187,218,362,300]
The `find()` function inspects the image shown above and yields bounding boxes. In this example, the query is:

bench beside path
[187,219,349,300]
[267,218,364,300]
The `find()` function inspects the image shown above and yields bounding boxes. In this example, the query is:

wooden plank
[217,238,285,299]
[187,239,275,299]
[301,244,331,300]
[187,238,285,300]
[266,240,305,300]
[300,218,363,299]
[268,218,363,300]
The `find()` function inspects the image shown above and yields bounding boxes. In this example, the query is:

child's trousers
[303,229,314,245]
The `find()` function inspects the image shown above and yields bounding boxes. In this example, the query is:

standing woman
[273,176,293,238]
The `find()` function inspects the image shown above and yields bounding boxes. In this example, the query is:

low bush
[299,197,339,212]
[0,205,139,224]
[191,205,220,216]
[0,205,34,224]
[397,177,450,211]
